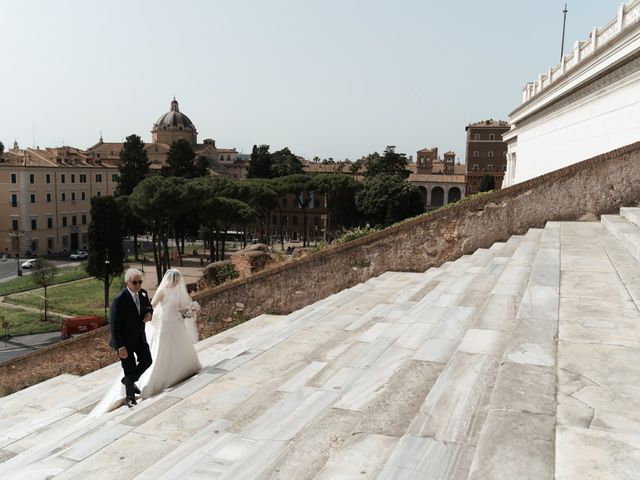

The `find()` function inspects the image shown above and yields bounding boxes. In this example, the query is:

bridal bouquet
[181,301,201,344]
[180,300,201,320]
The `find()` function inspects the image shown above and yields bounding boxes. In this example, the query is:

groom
[109,268,153,407]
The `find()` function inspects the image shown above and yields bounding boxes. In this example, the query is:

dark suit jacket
[109,287,153,350]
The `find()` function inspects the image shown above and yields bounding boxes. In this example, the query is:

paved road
[0,331,63,363]
[0,259,81,283]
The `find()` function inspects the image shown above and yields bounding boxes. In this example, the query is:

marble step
[466,221,560,480]
[620,206,640,227]
[601,214,640,265]
[554,221,640,480]
[376,229,545,479]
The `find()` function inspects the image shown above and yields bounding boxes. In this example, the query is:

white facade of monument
[504,0,640,186]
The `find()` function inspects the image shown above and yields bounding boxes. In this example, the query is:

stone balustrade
[521,0,640,103]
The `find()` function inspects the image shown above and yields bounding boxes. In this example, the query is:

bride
[139,268,201,398]
[90,269,201,416]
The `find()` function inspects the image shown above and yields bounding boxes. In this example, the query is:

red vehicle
[61,316,106,339]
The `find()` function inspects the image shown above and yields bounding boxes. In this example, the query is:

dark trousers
[120,342,152,397]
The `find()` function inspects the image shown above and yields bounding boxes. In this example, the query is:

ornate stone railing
[522,0,640,103]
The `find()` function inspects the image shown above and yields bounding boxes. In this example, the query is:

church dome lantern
[152,98,198,146]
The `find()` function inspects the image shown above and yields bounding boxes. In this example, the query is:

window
[46,174,51,184]
[31,219,37,230]
[82,214,87,225]
[62,216,67,227]
[11,173,16,184]
[11,219,18,230]
[81,192,86,200]
[11,194,17,207]
[30,194,36,203]
[473,151,479,158]
[61,192,66,201]
[473,164,479,171]
[71,192,76,201]
[29,174,35,184]
[488,151,494,158]
[47,218,53,229]
[47,238,53,250]
[62,236,69,248]
[292,216,298,226]
[79,174,87,183]
[72,215,77,226]
[71,174,75,183]
[61,174,66,183]
[95,174,102,183]
[96,191,102,197]
[474,134,480,140]
[489,134,495,140]
[112,174,119,182]
[46,193,52,203]
[30,240,37,253]
[488,164,493,171]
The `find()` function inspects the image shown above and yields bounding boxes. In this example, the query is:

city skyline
[0,0,624,162]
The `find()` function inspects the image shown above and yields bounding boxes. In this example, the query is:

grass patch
[0,308,63,336]
[0,264,91,297]
[5,277,124,317]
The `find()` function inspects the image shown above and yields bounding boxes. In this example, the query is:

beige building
[0,144,119,256]
[0,99,246,257]
[86,99,245,178]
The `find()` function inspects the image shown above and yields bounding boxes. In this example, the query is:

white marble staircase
[1,211,640,479]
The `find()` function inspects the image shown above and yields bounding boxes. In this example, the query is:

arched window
[431,187,444,207]
[448,187,461,203]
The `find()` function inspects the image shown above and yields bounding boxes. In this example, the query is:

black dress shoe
[125,397,137,408]
[121,377,141,395]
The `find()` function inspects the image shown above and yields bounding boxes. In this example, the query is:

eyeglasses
[130,280,143,285]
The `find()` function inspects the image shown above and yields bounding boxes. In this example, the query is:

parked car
[69,250,88,260]
[20,258,38,269]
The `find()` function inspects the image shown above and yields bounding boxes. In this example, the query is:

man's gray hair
[124,268,143,283]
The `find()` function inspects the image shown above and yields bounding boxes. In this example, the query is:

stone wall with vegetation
[2,142,640,394]
[195,142,640,325]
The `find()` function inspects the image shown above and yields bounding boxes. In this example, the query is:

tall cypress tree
[116,134,150,196]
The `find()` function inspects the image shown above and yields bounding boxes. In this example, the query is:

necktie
[134,294,140,314]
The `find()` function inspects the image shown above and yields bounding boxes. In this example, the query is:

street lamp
[16,253,22,277]
[104,249,110,323]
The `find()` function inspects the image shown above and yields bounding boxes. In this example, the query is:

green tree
[31,258,58,321]
[312,174,361,240]
[130,176,175,283]
[240,179,278,244]
[247,144,272,179]
[87,196,125,314]
[275,174,315,247]
[116,134,150,196]
[480,174,496,192]
[364,145,410,179]
[162,139,200,178]
[0,141,4,158]
[271,147,304,177]
[116,134,150,260]
[356,174,424,227]
[195,156,210,177]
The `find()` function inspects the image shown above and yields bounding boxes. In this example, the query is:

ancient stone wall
[194,142,640,323]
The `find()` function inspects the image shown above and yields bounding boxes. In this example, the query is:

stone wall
[2,142,640,391]
[194,142,640,323]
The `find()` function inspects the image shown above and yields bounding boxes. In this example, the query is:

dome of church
[153,98,196,131]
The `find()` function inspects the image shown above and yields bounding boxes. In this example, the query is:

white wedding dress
[89,269,201,417]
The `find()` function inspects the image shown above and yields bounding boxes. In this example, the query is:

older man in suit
[109,268,153,407]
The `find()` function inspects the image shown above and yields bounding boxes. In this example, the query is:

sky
[0,0,627,163]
